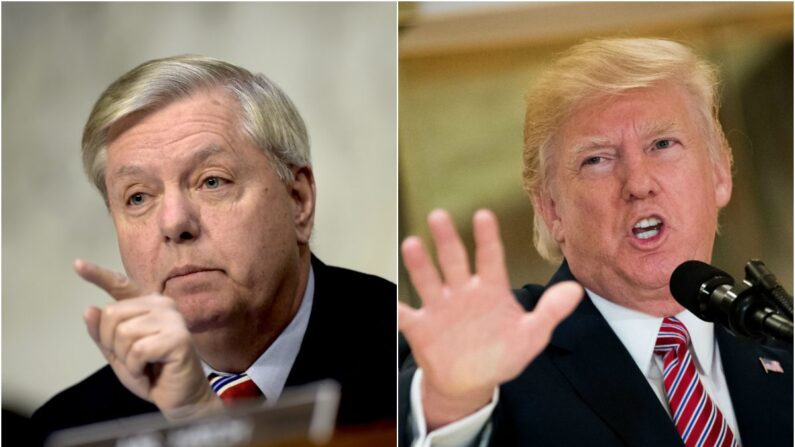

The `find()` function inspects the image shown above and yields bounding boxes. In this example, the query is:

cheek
[559,188,609,234]
[116,227,158,286]
[689,204,719,238]
[676,176,718,220]
[207,196,296,274]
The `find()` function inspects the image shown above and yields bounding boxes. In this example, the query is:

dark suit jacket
[398,262,793,446]
[33,256,396,445]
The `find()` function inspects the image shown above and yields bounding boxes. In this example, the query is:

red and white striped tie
[655,317,737,447]
[208,373,264,403]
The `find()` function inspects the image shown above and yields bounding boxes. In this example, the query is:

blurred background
[398,2,793,307]
[3,3,396,416]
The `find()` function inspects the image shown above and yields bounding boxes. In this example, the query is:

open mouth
[632,217,663,240]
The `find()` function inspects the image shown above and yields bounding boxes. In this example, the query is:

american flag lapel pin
[759,357,784,374]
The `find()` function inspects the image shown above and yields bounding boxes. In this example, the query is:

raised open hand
[398,209,582,429]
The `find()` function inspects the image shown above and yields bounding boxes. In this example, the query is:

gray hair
[82,55,310,203]
[522,38,732,262]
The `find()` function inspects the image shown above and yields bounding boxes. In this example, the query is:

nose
[620,153,660,201]
[158,191,200,243]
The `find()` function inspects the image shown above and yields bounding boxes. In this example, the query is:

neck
[586,281,685,317]
[587,284,685,317]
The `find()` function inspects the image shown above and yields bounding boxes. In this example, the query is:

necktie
[208,372,264,403]
[655,317,737,447]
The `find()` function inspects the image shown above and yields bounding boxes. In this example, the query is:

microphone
[670,260,793,344]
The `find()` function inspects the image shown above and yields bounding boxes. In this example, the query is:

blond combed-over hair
[82,55,310,204]
[522,38,733,262]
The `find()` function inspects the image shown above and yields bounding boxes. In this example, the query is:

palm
[399,210,582,424]
[404,277,537,396]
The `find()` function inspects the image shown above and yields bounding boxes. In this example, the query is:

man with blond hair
[32,55,395,443]
[399,38,791,446]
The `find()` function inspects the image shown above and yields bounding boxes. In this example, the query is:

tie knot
[655,316,691,355]
[208,372,263,402]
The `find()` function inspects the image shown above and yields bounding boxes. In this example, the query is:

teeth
[635,229,659,239]
[634,217,661,229]
[633,217,662,240]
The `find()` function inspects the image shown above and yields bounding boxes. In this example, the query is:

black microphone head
[670,260,734,319]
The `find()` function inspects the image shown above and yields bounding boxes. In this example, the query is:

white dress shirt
[203,266,315,402]
[409,288,741,447]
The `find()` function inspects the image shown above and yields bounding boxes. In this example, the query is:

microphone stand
[745,260,794,319]
[735,260,794,344]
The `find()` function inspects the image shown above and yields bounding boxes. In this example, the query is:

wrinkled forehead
[542,83,710,178]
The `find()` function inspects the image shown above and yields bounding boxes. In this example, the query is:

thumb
[397,302,420,334]
[523,281,583,336]
[83,305,113,361]
[83,305,102,345]
[74,259,147,301]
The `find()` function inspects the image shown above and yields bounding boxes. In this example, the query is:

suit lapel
[716,327,793,447]
[548,294,683,447]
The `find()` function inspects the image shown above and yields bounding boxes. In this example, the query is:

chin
[182,311,230,334]
[174,293,234,333]
[622,255,680,290]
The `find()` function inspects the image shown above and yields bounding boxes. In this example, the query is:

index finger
[74,259,148,300]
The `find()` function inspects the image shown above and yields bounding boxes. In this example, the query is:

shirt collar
[203,265,315,401]
[586,289,715,375]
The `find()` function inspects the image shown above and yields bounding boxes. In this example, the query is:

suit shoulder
[33,365,121,420]
[316,262,395,307]
[32,365,157,443]
[322,263,395,288]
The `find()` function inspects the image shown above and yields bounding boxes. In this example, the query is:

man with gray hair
[32,55,395,442]
[399,38,791,446]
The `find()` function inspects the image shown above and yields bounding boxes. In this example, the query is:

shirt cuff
[409,368,498,447]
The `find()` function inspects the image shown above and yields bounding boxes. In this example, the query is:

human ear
[532,189,565,243]
[291,166,316,244]
[712,154,732,208]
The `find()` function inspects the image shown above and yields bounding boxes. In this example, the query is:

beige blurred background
[3,2,396,415]
[399,2,792,305]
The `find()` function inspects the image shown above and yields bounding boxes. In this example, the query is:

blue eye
[128,193,146,206]
[204,177,223,189]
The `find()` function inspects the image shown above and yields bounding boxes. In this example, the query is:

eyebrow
[110,144,228,179]
[642,121,679,138]
[570,137,614,157]
[112,164,146,179]
[569,121,681,156]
